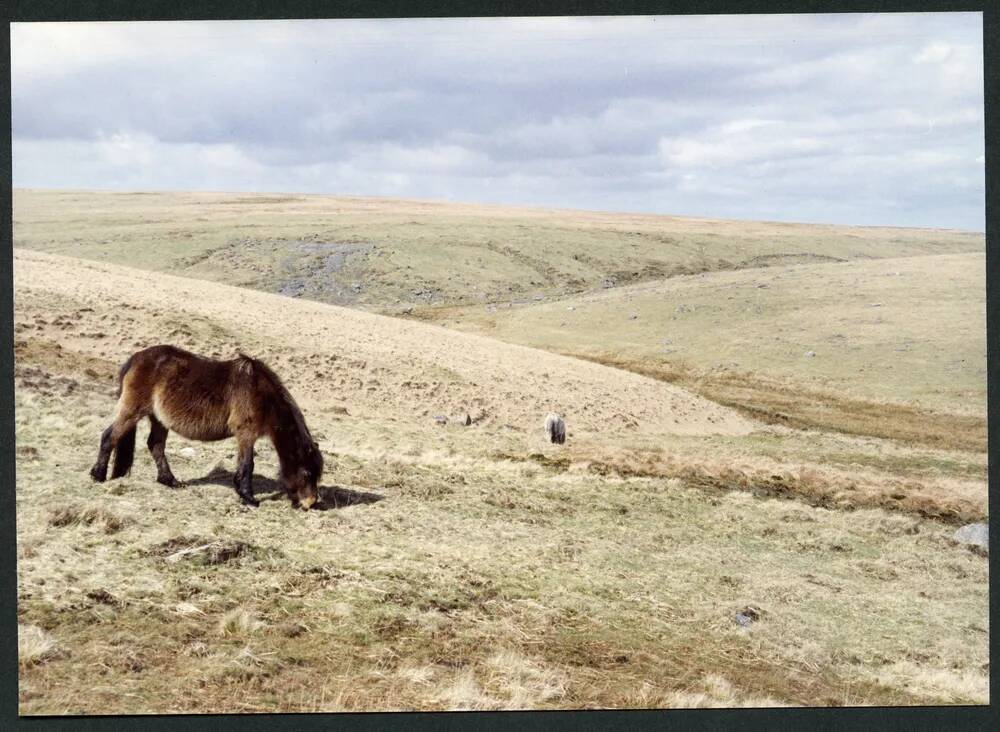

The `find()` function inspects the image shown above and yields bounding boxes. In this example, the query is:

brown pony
[90,345,323,509]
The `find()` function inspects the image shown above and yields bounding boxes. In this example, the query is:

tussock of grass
[659,674,783,708]
[484,650,568,708]
[218,609,265,637]
[48,504,131,533]
[18,625,60,668]
[437,669,499,711]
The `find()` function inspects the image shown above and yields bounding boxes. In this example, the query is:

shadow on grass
[185,468,385,510]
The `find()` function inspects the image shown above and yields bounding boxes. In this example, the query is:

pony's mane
[238,353,312,442]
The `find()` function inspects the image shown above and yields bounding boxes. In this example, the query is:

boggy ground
[13,249,988,713]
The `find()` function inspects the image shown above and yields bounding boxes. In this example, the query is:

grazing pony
[90,345,323,508]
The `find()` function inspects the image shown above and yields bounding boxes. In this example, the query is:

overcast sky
[11,13,985,230]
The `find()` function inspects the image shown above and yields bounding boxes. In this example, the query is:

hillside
[440,252,987,449]
[13,249,989,712]
[12,189,984,317]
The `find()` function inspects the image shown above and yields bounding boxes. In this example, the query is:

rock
[544,413,566,445]
[628,314,638,320]
[804,350,816,358]
[952,523,988,552]
[451,414,472,426]
[433,415,448,426]
[734,605,762,627]
[179,447,197,458]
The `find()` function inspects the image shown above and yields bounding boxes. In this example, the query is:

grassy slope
[15,189,986,449]
[13,250,989,712]
[13,189,984,316]
[439,252,987,451]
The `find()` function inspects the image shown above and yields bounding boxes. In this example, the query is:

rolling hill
[13,189,984,317]
[12,245,988,712]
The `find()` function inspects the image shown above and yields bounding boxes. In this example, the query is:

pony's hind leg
[147,415,179,487]
[233,434,260,507]
[90,409,142,482]
[90,425,116,482]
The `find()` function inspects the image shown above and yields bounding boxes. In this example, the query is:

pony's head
[285,440,324,510]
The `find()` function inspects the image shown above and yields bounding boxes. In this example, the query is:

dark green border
[1,2,996,730]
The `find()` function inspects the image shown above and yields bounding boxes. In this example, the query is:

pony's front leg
[147,416,179,487]
[233,436,259,507]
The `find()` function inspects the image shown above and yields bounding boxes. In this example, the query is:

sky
[11,13,986,230]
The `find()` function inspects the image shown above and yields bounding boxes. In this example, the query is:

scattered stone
[544,413,566,445]
[164,540,251,565]
[869,303,883,308]
[628,314,638,320]
[952,523,988,553]
[451,413,472,427]
[567,305,576,311]
[179,447,197,458]
[804,350,816,358]
[756,283,769,288]
[602,279,616,289]
[433,415,448,426]
[86,589,119,606]
[734,606,762,627]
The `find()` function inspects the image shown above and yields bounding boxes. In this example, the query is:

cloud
[11,13,986,230]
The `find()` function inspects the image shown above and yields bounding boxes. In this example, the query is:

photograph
[10,11,988,714]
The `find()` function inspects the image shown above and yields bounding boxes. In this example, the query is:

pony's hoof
[240,496,260,508]
[89,467,107,483]
[158,476,181,488]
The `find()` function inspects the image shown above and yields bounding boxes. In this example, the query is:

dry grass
[11,204,989,714]
[443,251,986,420]
[14,371,988,712]
[218,609,266,637]
[18,625,61,669]
[13,189,983,316]
[48,504,133,534]
[572,353,986,453]
[659,674,783,708]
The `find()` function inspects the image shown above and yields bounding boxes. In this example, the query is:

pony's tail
[111,424,137,479]
[116,353,137,398]
[109,352,139,477]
